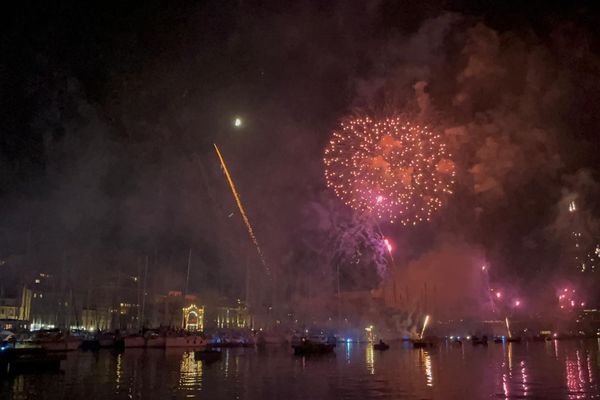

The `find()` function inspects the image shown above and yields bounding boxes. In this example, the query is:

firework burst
[323,117,455,225]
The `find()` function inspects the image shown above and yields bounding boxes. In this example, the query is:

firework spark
[505,317,512,338]
[323,117,455,225]
[213,144,269,274]
[420,315,430,339]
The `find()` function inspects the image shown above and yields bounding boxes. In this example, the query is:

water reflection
[565,349,595,399]
[178,351,203,396]
[500,343,513,398]
[2,340,600,399]
[115,352,122,392]
[519,360,528,397]
[345,342,352,364]
[422,350,433,387]
[366,345,374,375]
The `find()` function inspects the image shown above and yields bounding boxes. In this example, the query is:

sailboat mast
[140,255,148,330]
[184,247,192,300]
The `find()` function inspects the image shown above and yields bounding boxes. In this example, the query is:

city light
[234,117,242,128]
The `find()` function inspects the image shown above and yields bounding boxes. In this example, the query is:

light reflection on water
[365,345,374,375]
[178,351,203,396]
[1,340,599,399]
[422,349,433,387]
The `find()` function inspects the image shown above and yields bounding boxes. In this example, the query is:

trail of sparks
[420,315,430,339]
[213,143,269,274]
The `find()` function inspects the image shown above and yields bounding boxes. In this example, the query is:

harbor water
[2,339,599,399]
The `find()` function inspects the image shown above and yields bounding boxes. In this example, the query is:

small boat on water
[32,330,81,352]
[0,347,65,375]
[123,335,145,348]
[211,333,254,348]
[292,336,335,355]
[145,331,166,348]
[373,340,390,351]
[98,332,118,348]
[194,348,222,362]
[471,336,488,346]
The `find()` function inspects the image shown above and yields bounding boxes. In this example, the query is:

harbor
[2,337,600,399]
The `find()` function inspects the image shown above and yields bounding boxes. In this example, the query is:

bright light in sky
[234,117,242,127]
[496,292,502,299]
[384,238,392,254]
[514,300,520,307]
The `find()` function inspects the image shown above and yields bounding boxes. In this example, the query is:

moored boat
[1,347,65,375]
[373,340,390,350]
[123,335,145,348]
[165,334,208,348]
[145,332,166,348]
[471,336,488,345]
[292,336,335,355]
[32,330,81,352]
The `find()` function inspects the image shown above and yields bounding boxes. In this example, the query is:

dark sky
[1,0,600,301]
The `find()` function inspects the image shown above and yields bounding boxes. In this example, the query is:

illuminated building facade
[0,286,32,331]
[182,304,204,331]
[212,305,252,329]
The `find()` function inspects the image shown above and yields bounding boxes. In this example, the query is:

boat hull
[146,337,166,348]
[165,336,208,348]
[292,343,335,355]
[123,337,145,348]
[39,340,81,352]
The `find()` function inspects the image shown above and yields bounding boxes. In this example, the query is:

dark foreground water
[2,339,600,399]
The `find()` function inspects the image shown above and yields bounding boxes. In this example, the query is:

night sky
[2,1,600,304]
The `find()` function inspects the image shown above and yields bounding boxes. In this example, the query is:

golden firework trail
[213,143,269,274]
[505,316,512,339]
[420,315,430,339]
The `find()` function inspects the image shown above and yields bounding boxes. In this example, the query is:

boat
[471,336,488,346]
[211,334,253,348]
[145,332,166,348]
[373,340,390,351]
[123,335,145,348]
[165,334,208,348]
[98,332,117,348]
[0,347,65,375]
[292,336,335,355]
[194,348,222,362]
[32,330,81,352]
